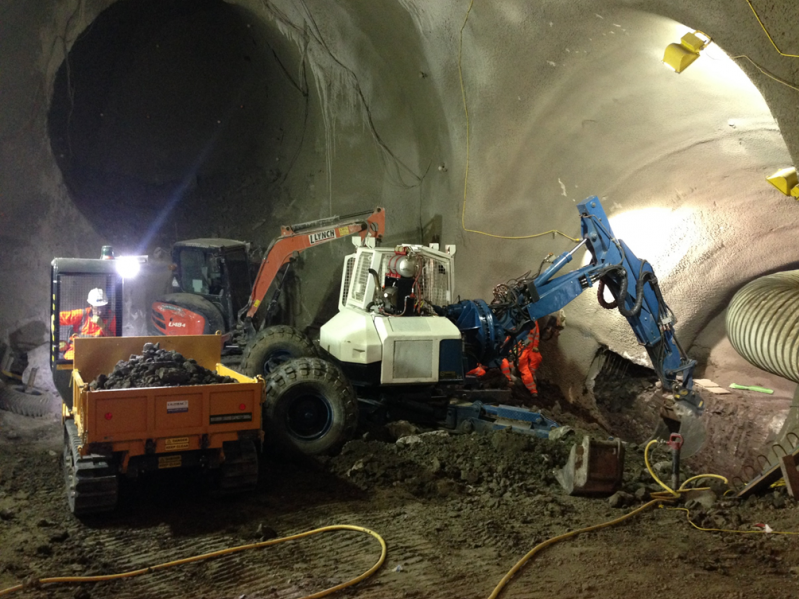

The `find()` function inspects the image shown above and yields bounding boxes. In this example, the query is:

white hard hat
[87,288,109,307]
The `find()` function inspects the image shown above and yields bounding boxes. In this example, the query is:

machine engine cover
[319,307,383,364]
[373,315,462,384]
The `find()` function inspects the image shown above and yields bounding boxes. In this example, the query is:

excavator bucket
[650,400,707,459]
[556,435,625,496]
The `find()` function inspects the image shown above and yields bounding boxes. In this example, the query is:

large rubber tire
[151,293,226,335]
[239,325,317,379]
[264,357,358,456]
[0,380,52,417]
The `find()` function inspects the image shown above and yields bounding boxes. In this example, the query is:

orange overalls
[466,365,487,377]
[501,322,542,395]
[59,308,117,359]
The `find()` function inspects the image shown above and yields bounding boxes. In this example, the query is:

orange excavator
[150,208,385,374]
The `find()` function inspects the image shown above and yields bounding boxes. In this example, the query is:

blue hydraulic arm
[445,196,701,416]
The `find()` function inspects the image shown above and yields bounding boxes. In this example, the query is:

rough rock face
[89,342,234,390]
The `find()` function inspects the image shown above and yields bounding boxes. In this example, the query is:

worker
[59,288,116,359]
[501,321,542,396]
[466,364,486,377]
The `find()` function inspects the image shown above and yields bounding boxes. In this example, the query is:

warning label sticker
[165,437,190,451]
[158,455,182,469]
[166,400,189,414]
[210,413,253,424]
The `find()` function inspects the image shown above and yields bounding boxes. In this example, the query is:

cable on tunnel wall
[728,54,799,93]
[702,1,799,93]
[456,0,580,243]
[454,0,799,246]
[745,0,799,58]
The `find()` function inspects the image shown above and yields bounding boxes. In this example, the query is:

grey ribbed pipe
[726,270,799,384]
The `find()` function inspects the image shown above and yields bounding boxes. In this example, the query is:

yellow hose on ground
[487,498,667,598]
[0,524,386,598]
[643,438,730,499]
[488,439,795,598]
[668,506,799,535]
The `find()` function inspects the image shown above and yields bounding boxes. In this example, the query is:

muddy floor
[2,399,799,599]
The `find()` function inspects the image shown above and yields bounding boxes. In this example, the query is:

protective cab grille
[418,257,451,306]
[340,255,356,308]
[351,251,373,303]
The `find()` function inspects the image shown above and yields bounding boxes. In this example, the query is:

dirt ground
[2,387,799,599]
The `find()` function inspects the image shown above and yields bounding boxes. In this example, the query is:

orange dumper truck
[63,335,264,516]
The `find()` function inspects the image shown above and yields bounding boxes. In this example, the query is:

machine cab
[321,243,463,385]
[50,257,123,405]
[168,239,254,331]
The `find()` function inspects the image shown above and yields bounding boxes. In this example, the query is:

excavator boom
[445,197,701,436]
[245,207,385,319]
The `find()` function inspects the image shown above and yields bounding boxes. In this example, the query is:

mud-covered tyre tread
[264,357,358,456]
[239,325,317,378]
[0,380,52,418]
[154,293,226,335]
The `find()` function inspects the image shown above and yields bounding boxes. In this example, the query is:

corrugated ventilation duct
[726,270,799,383]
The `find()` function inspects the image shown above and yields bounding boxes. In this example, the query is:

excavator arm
[446,197,701,426]
[244,207,385,321]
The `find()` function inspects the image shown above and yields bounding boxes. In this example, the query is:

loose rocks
[329,428,572,498]
[89,342,235,390]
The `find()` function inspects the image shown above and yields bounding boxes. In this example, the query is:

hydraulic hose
[597,278,619,309]
[601,265,659,319]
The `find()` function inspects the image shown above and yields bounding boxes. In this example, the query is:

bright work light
[115,255,148,278]
[663,31,711,73]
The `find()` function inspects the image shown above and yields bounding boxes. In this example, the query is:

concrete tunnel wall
[1,0,798,422]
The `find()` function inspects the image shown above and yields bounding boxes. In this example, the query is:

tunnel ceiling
[47,0,306,251]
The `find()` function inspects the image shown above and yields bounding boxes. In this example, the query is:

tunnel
[9,0,799,468]
[47,0,307,251]
[2,1,799,595]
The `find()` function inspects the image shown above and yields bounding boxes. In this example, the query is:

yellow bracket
[766,166,799,198]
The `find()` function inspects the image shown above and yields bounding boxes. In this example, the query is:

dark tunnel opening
[48,0,307,253]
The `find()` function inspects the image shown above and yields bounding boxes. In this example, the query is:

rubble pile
[327,427,573,499]
[89,342,235,390]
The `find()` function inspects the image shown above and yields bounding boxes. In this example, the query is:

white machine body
[320,243,461,384]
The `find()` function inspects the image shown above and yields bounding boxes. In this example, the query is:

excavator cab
[150,208,386,350]
[151,239,254,338]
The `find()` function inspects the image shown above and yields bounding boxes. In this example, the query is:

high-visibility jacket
[466,365,487,377]
[501,322,541,395]
[59,308,117,359]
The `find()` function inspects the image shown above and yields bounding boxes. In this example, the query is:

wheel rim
[285,393,332,440]
[263,350,294,377]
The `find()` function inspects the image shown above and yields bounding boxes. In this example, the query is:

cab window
[224,250,251,316]
[178,248,223,296]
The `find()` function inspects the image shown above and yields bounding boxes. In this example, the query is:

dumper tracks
[63,420,118,516]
